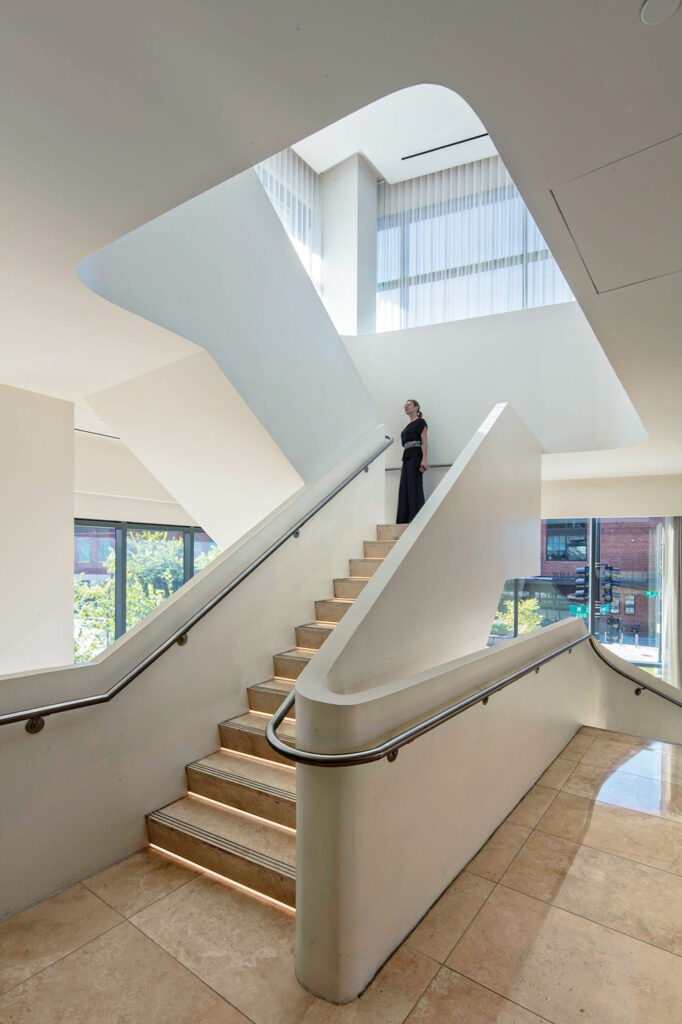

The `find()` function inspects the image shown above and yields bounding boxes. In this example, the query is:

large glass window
[377,155,573,331]
[255,148,322,292]
[74,525,117,663]
[73,521,220,664]
[488,517,664,674]
[125,528,184,632]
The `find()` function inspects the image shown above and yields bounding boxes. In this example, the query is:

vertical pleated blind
[376,155,573,331]
[255,149,322,293]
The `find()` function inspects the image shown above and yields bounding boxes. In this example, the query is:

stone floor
[1,725,681,1023]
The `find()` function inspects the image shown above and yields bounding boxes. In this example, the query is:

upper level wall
[86,350,303,551]
[0,384,73,675]
[79,169,378,486]
[75,430,197,526]
[344,302,646,467]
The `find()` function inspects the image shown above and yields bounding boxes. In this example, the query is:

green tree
[492,597,543,636]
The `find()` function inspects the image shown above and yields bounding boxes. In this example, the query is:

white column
[321,154,377,335]
[0,383,74,673]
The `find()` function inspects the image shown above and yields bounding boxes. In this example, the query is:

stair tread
[297,621,336,632]
[224,712,296,743]
[275,648,314,661]
[190,750,296,797]
[250,678,295,696]
[151,795,295,872]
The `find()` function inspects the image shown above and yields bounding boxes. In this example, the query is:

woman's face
[404,400,417,416]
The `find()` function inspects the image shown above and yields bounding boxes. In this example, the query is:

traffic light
[574,566,589,602]
[602,564,621,606]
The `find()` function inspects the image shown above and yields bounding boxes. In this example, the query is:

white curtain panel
[255,149,322,293]
[377,155,573,331]
[662,516,682,687]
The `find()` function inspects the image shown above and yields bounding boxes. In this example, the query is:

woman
[397,399,429,524]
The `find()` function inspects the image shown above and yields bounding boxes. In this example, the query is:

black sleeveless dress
[397,417,427,524]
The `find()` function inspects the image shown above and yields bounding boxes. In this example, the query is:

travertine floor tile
[560,733,594,761]
[581,737,682,784]
[300,944,438,1023]
[536,790,682,874]
[563,761,682,821]
[405,966,548,1023]
[501,829,682,955]
[466,822,531,882]
[405,871,494,963]
[577,726,652,747]
[507,785,557,828]
[0,921,228,1024]
[447,885,682,1024]
[83,848,199,917]
[0,883,122,994]
[537,756,575,790]
[133,873,316,1024]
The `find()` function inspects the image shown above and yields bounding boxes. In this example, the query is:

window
[545,521,588,562]
[255,149,322,292]
[377,155,573,331]
[489,517,663,672]
[73,521,220,664]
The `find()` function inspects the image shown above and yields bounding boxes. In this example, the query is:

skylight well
[255,85,573,335]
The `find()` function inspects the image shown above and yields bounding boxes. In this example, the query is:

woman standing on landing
[397,399,429,524]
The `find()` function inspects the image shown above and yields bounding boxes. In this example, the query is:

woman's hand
[420,459,429,473]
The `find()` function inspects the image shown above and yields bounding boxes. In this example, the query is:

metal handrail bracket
[266,632,682,767]
[5,434,394,734]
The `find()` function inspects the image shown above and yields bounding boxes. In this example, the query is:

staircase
[146,523,407,908]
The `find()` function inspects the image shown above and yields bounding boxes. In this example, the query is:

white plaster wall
[294,619,682,1002]
[541,473,682,518]
[321,155,378,336]
[298,404,541,698]
[0,425,387,920]
[0,384,73,674]
[87,350,303,550]
[75,431,197,525]
[344,302,646,465]
[78,169,377,484]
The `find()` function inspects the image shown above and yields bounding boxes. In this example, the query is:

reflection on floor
[1,726,681,1023]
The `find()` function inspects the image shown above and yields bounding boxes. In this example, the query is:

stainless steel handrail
[265,632,682,766]
[3,434,394,734]
[586,635,682,707]
[266,633,592,766]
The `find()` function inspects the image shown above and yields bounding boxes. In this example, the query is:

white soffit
[552,134,682,293]
[292,84,498,183]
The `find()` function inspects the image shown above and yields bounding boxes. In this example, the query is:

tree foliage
[73,530,218,663]
[491,597,543,636]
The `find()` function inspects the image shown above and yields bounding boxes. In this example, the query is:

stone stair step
[348,558,383,578]
[247,679,295,718]
[333,577,368,599]
[377,524,408,540]
[219,712,296,766]
[272,648,313,679]
[363,539,396,558]
[186,750,296,828]
[314,598,354,623]
[295,622,334,650]
[147,795,295,907]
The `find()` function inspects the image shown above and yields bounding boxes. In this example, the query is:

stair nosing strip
[219,719,297,744]
[187,762,296,802]
[148,811,296,878]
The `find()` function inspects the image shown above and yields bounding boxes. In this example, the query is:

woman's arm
[420,426,429,472]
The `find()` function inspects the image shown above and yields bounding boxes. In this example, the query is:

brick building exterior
[529,517,663,647]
